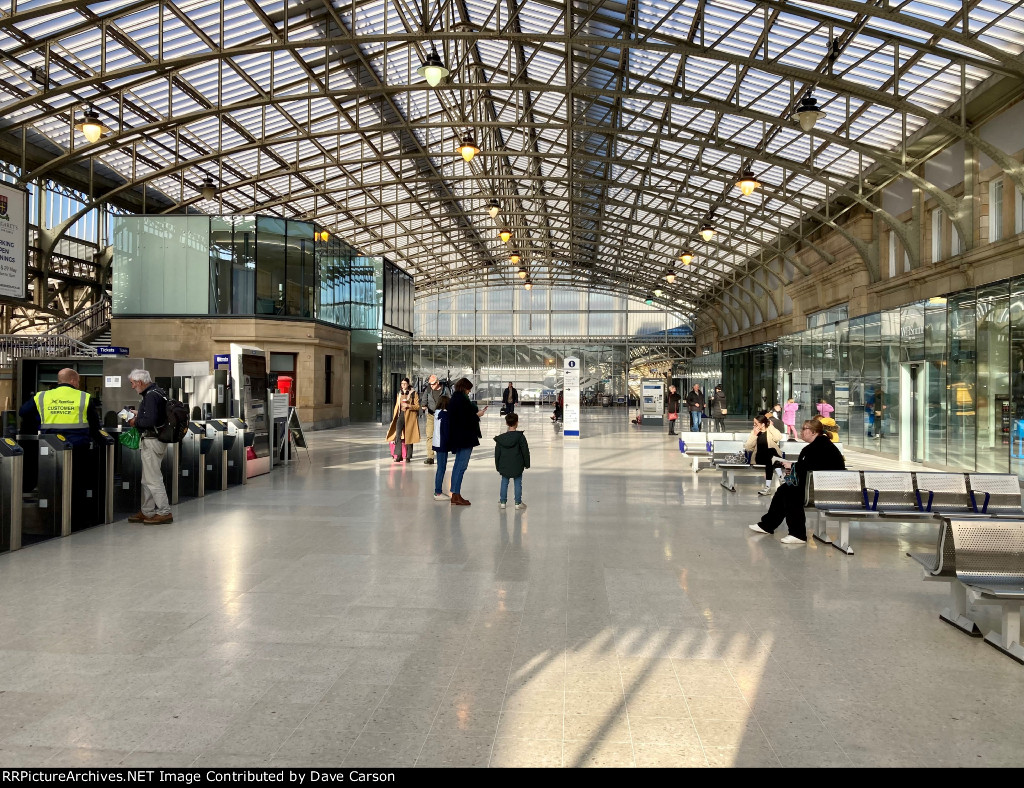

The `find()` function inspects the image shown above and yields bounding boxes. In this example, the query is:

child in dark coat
[494,413,531,510]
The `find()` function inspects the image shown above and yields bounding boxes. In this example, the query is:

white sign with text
[563,356,580,438]
[0,183,28,300]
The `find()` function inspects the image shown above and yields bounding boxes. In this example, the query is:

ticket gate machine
[77,430,116,531]
[179,422,209,498]
[26,434,73,539]
[0,439,23,552]
[226,419,248,486]
[161,442,180,506]
[204,420,230,492]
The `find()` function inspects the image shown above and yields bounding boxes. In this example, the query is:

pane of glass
[256,216,287,315]
[1011,278,1024,479]
[976,283,1010,473]
[947,291,976,470]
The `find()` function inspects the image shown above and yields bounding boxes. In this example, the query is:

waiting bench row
[807,470,1024,555]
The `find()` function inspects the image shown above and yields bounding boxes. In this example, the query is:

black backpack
[157,393,189,443]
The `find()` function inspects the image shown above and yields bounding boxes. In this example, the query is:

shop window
[990,179,1004,242]
[270,352,297,407]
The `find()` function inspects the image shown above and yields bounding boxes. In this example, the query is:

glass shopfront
[688,276,1024,477]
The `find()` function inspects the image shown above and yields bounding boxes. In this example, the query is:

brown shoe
[127,511,147,523]
[450,493,471,506]
[143,513,173,525]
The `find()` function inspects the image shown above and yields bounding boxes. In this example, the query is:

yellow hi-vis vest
[35,387,90,431]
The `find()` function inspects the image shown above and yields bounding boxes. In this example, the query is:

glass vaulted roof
[2,0,1023,317]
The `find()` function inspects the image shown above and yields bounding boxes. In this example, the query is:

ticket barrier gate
[0,439,23,552]
[18,432,115,544]
[226,419,248,486]
[113,431,143,519]
[20,434,72,542]
[179,422,209,499]
[161,442,180,506]
[204,420,230,493]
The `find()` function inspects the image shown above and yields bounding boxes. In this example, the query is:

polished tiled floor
[0,410,1022,768]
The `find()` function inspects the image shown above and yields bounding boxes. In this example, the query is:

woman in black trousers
[748,419,845,543]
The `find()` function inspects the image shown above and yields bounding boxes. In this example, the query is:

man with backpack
[126,368,173,524]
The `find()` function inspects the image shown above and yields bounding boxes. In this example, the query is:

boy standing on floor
[494,413,531,510]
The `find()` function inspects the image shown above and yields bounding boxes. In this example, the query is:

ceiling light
[509,251,520,265]
[416,47,449,88]
[791,92,826,133]
[654,288,663,298]
[456,134,480,163]
[517,267,528,279]
[644,293,655,306]
[678,250,693,266]
[699,223,716,243]
[74,108,110,143]
[200,176,216,201]
[523,278,533,290]
[665,271,676,283]
[486,199,500,219]
[736,170,761,197]
[499,227,512,243]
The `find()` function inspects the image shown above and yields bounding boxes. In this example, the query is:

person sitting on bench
[748,418,844,544]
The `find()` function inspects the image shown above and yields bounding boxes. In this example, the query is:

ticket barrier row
[1,419,251,553]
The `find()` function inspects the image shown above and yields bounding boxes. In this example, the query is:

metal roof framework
[1,0,1023,325]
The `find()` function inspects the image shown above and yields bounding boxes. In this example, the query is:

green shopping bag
[118,427,140,450]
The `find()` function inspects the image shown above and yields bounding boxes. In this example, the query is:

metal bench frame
[912,518,1024,664]
[807,470,879,555]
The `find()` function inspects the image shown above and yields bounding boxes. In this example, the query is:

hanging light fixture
[665,271,676,284]
[517,267,528,279]
[509,251,521,265]
[499,227,512,243]
[654,287,663,298]
[791,92,826,132]
[200,176,217,201]
[456,133,480,163]
[736,169,761,197]
[486,198,500,219]
[416,46,449,88]
[644,292,655,306]
[523,278,533,290]
[699,222,716,243]
[678,250,694,266]
[74,107,110,143]
[318,230,330,242]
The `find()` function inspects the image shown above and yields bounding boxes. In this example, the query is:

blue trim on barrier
[564,430,580,436]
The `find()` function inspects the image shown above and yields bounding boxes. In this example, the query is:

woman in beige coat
[744,414,782,495]
[386,378,421,462]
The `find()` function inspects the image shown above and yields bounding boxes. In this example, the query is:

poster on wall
[0,183,28,300]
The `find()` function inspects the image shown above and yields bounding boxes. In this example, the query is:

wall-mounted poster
[0,183,28,300]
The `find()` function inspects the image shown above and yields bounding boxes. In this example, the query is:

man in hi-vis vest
[21,368,101,446]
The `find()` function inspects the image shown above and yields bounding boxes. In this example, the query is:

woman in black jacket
[666,385,681,435]
[748,419,845,543]
[446,377,488,506]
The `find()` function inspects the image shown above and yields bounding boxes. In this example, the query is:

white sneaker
[515,502,527,510]
[757,486,771,496]
[748,523,770,534]
[433,493,450,501]
[499,501,507,509]
[780,535,806,545]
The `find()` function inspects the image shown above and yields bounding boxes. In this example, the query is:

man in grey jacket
[422,375,444,465]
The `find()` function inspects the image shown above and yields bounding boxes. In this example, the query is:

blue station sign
[96,346,130,356]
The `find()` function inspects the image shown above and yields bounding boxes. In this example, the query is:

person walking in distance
[710,384,728,432]
[748,419,845,544]
[685,384,705,432]
[782,398,800,440]
[447,378,488,506]
[666,385,681,436]
[422,375,443,466]
[502,382,519,417]
[385,377,420,463]
[127,369,173,524]
[816,398,834,419]
[494,412,531,510]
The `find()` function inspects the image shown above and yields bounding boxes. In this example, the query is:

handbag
[499,405,507,416]
[667,412,677,421]
[784,464,800,487]
[720,408,728,416]
[118,427,140,450]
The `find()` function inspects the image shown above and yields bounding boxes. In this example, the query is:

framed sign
[0,182,28,301]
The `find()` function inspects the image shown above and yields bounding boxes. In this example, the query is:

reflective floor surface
[0,409,1022,768]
